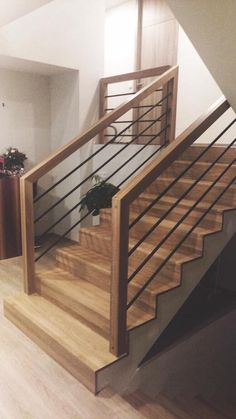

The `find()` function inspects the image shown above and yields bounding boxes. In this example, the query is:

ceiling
[105,0,129,10]
[0,0,53,28]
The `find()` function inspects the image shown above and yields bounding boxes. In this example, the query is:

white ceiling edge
[0,0,54,28]
[105,0,130,10]
[0,54,78,76]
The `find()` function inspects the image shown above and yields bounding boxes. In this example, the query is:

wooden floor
[0,252,235,418]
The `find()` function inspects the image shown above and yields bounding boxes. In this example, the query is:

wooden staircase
[3,67,236,394]
[4,142,236,394]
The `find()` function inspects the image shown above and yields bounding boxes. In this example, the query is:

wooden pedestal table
[0,176,21,259]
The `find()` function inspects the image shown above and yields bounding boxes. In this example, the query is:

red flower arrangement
[0,147,27,176]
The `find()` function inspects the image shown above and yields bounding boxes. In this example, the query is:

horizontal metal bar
[105,105,161,111]
[129,118,236,229]
[128,136,236,257]
[111,119,158,124]
[128,150,236,286]
[105,88,163,99]
[34,96,170,221]
[105,92,136,98]
[35,210,92,262]
[34,94,170,207]
[117,140,166,189]
[105,134,160,137]
[103,128,167,188]
[127,170,236,309]
[37,197,84,235]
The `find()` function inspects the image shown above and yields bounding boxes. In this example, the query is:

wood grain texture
[0,257,234,418]
[22,66,177,183]
[110,198,129,356]
[113,97,229,205]
[20,179,35,294]
[4,293,117,394]
[0,177,22,260]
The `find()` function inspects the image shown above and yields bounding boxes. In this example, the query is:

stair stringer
[96,208,236,394]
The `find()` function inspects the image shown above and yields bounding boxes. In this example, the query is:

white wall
[48,71,81,240]
[0,0,105,241]
[0,69,50,168]
[0,0,105,134]
[105,0,137,76]
[0,0,53,28]
[176,26,236,144]
[167,0,236,111]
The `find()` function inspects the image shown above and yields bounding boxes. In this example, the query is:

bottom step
[4,293,119,394]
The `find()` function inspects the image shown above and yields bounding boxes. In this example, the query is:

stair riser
[162,161,235,181]
[36,279,110,339]
[178,146,236,163]
[100,212,211,252]
[146,180,236,204]
[80,229,182,277]
[4,300,97,394]
[56,252,110,292]
[101,205,222,231]
[55,251,154,314]
[132,203,222,230]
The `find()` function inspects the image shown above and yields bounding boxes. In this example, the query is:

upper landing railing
[20,65,178,295]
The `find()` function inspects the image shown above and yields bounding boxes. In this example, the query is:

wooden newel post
[160,68,179,146]
[20,178,35,295]
[99,79,108,144]
[168,67,178,143]
[110,195,129,357]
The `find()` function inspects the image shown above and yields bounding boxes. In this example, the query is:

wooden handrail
[21,65,178,296]
[22,66,178,183]
[114,96,230,206]
[110,95,230,356]
[101,65,170,84]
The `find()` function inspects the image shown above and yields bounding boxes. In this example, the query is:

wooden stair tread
[139,192,236,214]
[156,176,236,189]
[80,225,203,264]
[101,207,218,237]
[57,244,180,296]
[4,293,117,370]
[56,245,111,273]
[36,268,153,332]
[55,244,180,298]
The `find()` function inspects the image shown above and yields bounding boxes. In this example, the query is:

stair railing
[110,96,232,356]
[20,66,178,295]
[99,66,171,144]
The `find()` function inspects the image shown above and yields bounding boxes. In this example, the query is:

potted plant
[0,147,27,176]
[79,175,120,216]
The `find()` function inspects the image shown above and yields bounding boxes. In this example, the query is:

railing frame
[99,65,175,145]
[110,96,230,356]
[20,65,179,296]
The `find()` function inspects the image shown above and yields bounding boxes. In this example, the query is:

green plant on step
[79,175,120,216]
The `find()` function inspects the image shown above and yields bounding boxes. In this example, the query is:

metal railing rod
[105,105,161,111]
[37,124,167,249]
[105,92,137,98]
[35,210,92,262]
[34,94,170,205]
[38,197,85,236]
[97,125,168,188]
[114,119,158,124]
[105,88,163,99]
[129,118,236,229]
[128,137,236,256]
[117,143,166,189]
[105,134,160,137]
[127,171,236,309]
[35,110,169,223]
[128,151,236,284]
